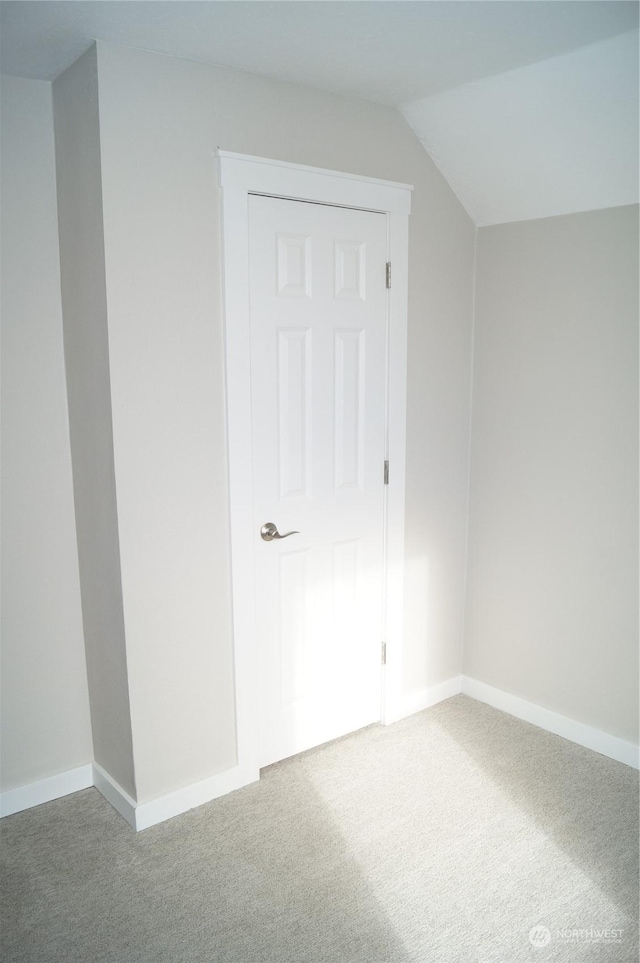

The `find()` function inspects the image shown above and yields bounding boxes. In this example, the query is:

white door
[248,194,388,767]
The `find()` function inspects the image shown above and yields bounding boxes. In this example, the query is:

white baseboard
[134,764,259,831]
[384,674,462,725]
[0,763,93,817]
[92,763,137,830]
[3,680,636,826]
[92,761,259,831]
[461,675,640,770]
[1,759,258,831]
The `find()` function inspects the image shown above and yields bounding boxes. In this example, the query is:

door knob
[260,522,299,542]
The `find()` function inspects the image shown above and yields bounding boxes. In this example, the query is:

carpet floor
[1,695,638,963]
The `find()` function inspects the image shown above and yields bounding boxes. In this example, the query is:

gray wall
[52,49,136,797]
[0,76,93,791]
[94,42,475,801]
[2,44,637,806]
[465,205,639,742]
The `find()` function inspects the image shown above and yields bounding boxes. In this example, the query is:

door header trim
[219,150,413,215]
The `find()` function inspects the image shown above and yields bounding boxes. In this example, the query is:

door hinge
[381,642,387,665]
[385,262,391,289]
[384,460,389,485]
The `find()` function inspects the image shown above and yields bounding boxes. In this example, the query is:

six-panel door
[249,194,387,767]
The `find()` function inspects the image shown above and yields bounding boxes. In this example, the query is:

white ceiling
[1,1,637,102]
[1,1,638,224]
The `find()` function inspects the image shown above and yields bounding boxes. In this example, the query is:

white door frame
[218,151,412,784]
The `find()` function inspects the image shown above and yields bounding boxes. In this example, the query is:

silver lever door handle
[260,522,299,542]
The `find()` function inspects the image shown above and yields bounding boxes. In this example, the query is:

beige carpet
[1,694,638,963]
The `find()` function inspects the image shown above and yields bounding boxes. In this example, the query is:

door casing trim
[218,151,412,780]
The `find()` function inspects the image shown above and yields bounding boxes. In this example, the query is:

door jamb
[218,151,412,783]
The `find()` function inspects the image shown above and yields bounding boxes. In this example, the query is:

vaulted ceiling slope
[403,30,639,225]
[1,1,638,225]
